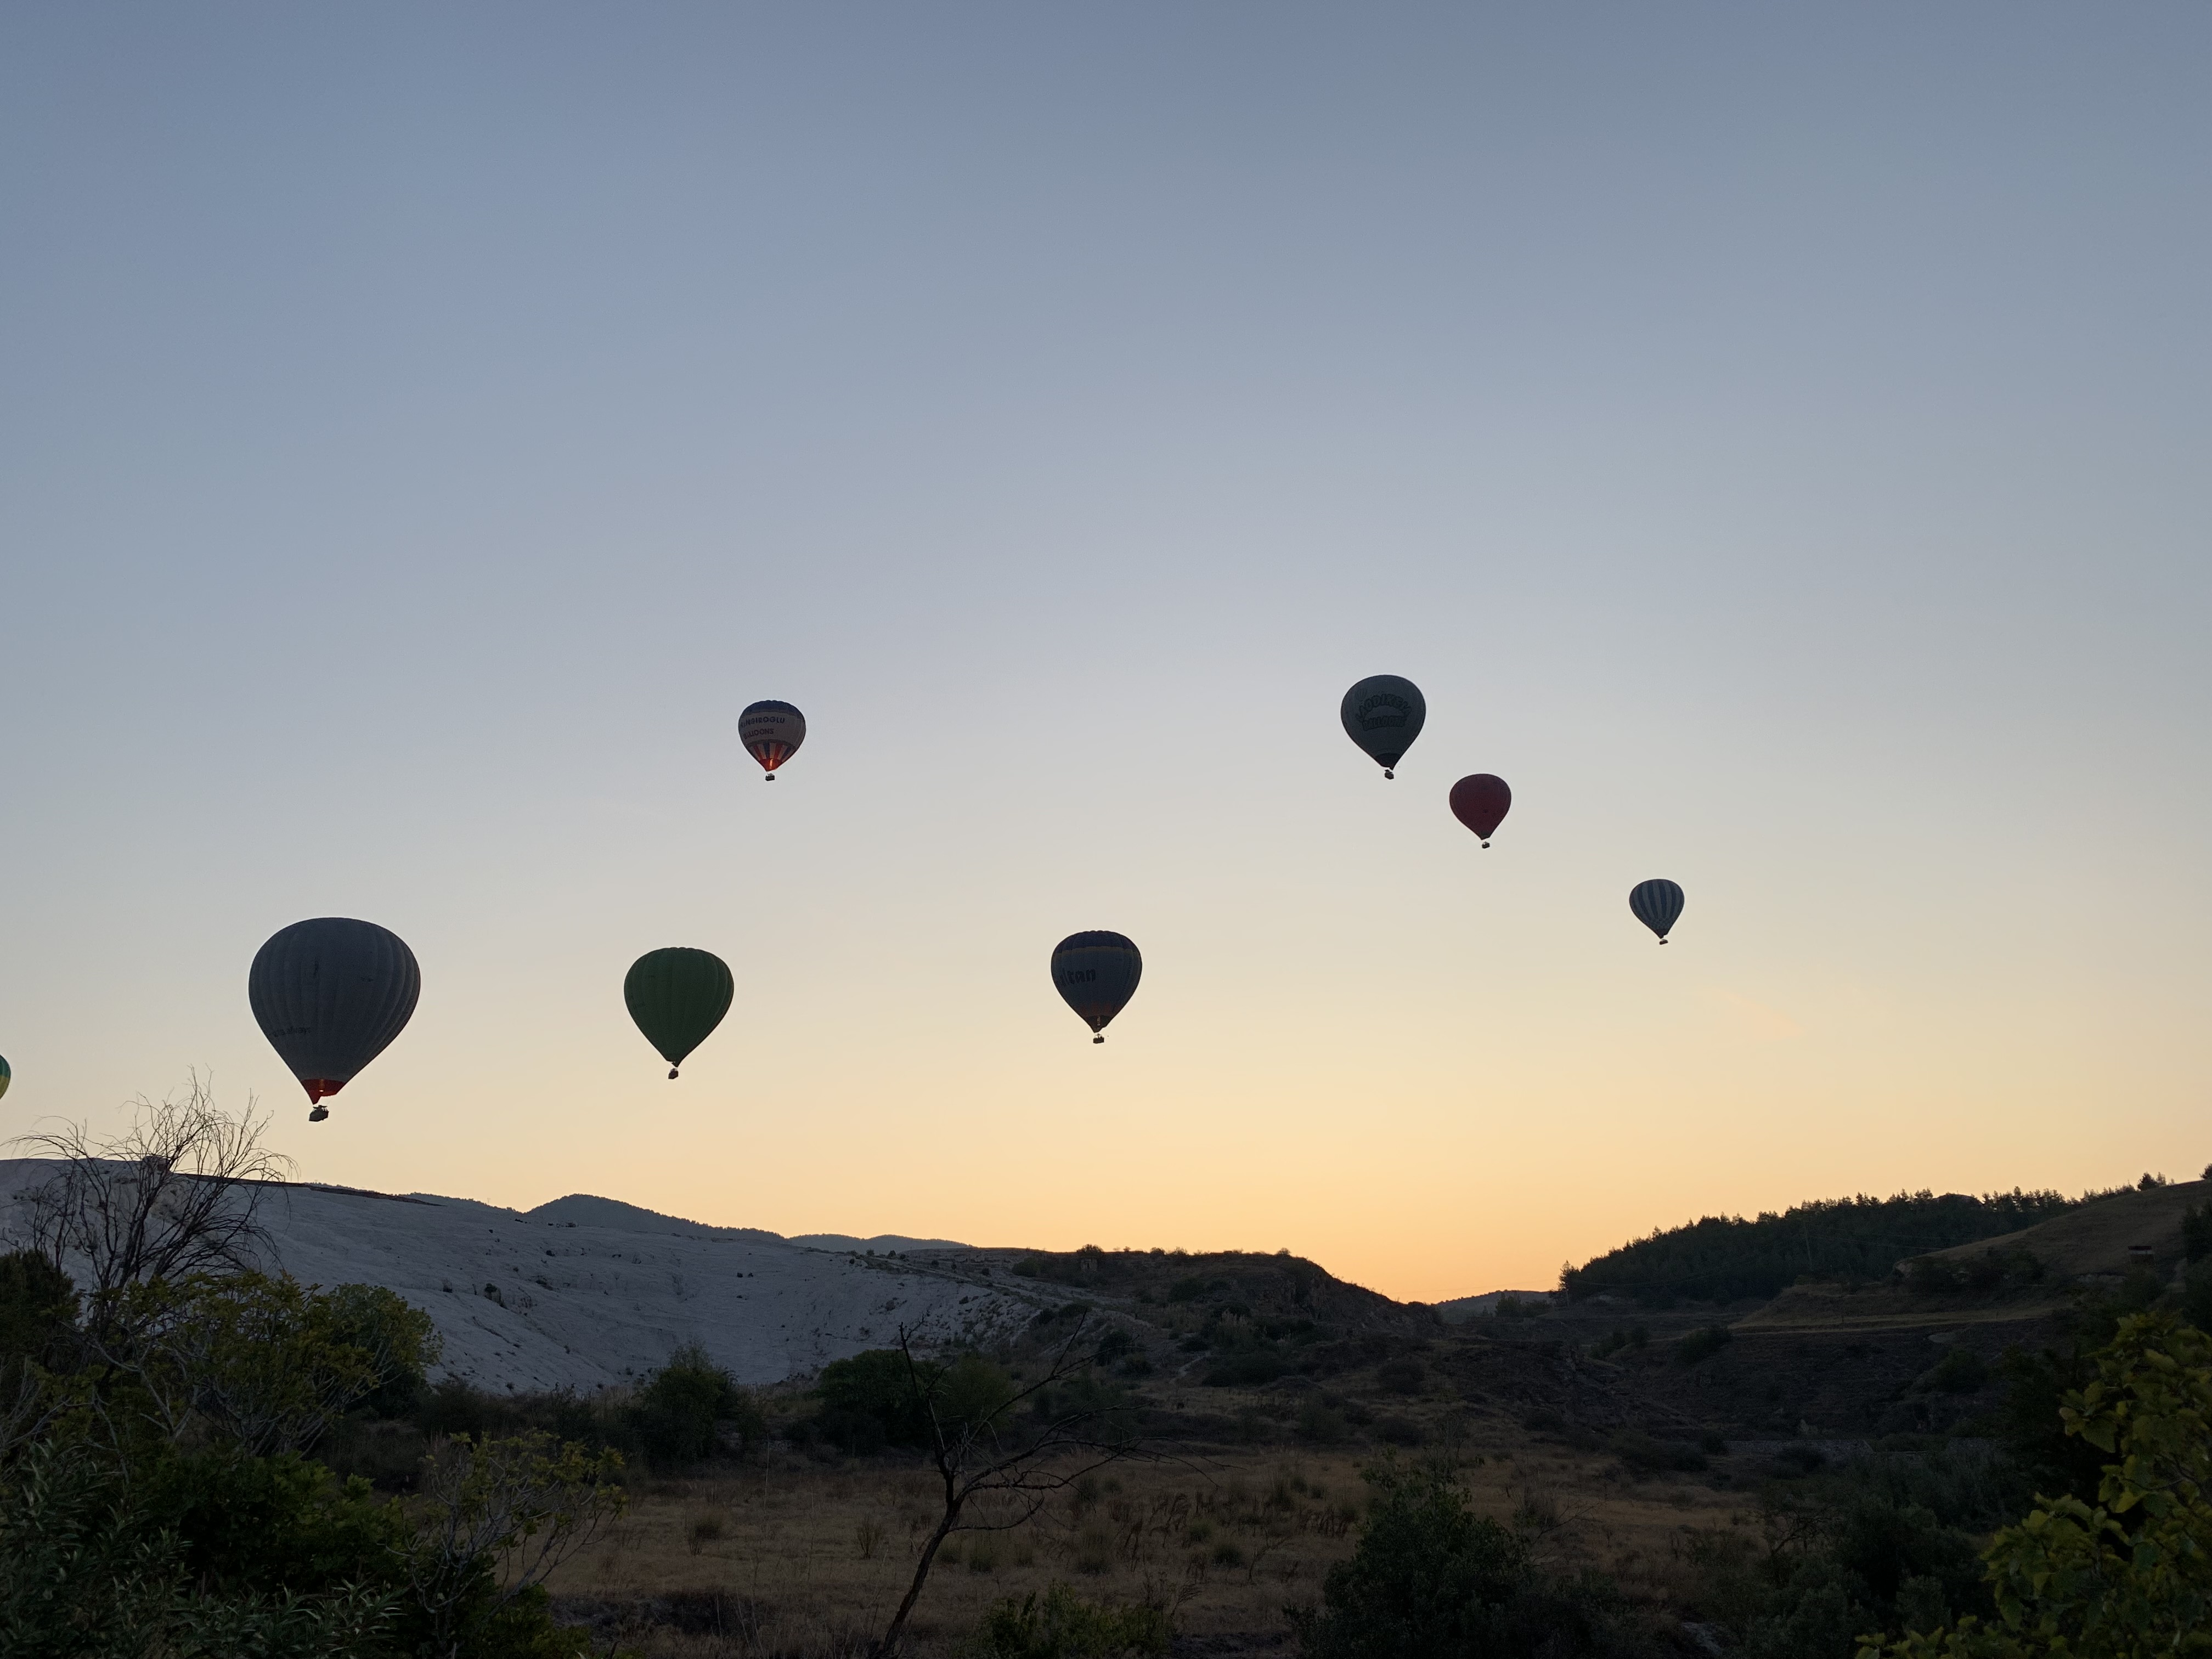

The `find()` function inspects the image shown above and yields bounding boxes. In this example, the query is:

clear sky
[2,4,2205,1302]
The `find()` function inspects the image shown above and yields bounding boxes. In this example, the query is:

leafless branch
[8,1074,290,1341]
[869,1317,1167,1658]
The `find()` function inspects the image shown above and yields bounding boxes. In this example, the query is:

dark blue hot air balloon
[1339,676,1425,779]
[1051,932,1142,1043]
[1629,880,1685,944]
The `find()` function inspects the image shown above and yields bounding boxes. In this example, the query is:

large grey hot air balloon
[249,919,421,1121]
[1629,879,1685,944]
[1051,932,1142,1043]
[1340,676,1425,778]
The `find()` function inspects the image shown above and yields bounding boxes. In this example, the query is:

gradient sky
[2,4,2206,1302]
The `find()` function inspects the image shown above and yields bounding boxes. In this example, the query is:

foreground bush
[1861,1313,2212,1659]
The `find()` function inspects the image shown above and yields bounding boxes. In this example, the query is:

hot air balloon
[1340,676,1425,778]
[740,701,805,780]
[625,947,733,1078]
[1449,774,1511,848]
[1629,879,1685,944]
[249,919,421,1122]
[0,1054,10,1103]
[1051,932,1142,1044]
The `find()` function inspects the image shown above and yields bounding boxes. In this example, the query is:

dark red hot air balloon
[1448,775,1511,848]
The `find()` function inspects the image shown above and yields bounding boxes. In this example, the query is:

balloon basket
[1092,1035,1104,1045]
[668,1067,680,1079]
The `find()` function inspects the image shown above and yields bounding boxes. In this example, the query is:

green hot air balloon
[624,948,734,1079]
[0,1053,10,1102]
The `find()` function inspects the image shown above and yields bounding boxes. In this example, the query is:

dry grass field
[545,1409,1755,1656]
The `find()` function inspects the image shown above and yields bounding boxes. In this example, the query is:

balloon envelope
[249,919,421,1108]
[1629,879,1685,942]
[1340,676,1425,777]
[1449,774,1511,844]
[1051,931,1142,1042]
[0,1054,9,1102]
[740,700,805,778]
[625,947,734,1076]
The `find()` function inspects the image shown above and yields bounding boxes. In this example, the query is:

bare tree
[871,1319,1157,1659]
[9,1074,291,1339]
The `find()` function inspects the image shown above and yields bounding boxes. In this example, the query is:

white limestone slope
[0,1160,1032,1395]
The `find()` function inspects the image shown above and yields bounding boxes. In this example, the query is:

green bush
[630,1342,762,1468]
[1863,1313,2212,1659]
[1204,1350,1286,1387]
[319,1283,441,1418]
[1376,1358,1424,1394]
[0,1250,78,1384]
[1291,1463,1626,1657]
[966,1582,1170,1656]
[2182,1202,2211,1265]
[1675,1325,1734,1365]
[1912,1348,1990,1397]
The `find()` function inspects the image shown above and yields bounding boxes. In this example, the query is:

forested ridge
[1560,1189,2084,1306]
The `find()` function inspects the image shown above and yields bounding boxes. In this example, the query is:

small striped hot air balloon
[0,1053,10,1103]
[249,919,421,1122]
[625,947,734,1078]
[740,701,805,780]
[1051,932,1142,1043]
[1339,676,1425,779]
[1629,879,1685,944]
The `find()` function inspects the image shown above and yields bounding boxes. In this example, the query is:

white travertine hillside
[0,1160,1032,1394]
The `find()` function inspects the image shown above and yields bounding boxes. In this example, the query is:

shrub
[1610,1430,1706,1475]
[318,1283,441,1418]
[1204,1350,1286,1387]
[2182,1203,2211,1265]
[965,1583,1170,1657]
[1863,1313,2212,1658]
[1376,1358,1424,1395]
[815,1347,932,1449]
[630,1342,761,1468]
[1297,1396,1351,1444]
[0,1250,79,1383]
[1292,1463,1623,1657]
[1675,1325,1734,1365]
[1912,1348,1990,1397]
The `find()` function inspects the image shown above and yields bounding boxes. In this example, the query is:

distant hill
[1432,1290,1555,1324]
[1561,1188,2089,1307]
[522,1194,968,1254]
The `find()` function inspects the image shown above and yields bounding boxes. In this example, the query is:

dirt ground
[546,1411,1753,1657]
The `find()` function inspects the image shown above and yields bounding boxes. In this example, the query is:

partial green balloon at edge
[0,1054,9,1102]
[624,948,734,1079]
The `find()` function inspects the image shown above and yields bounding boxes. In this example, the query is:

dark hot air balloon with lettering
[1629,879,1685,944]
[625,947,734,1078]
[1449,774,1511,848]
[740,701,805,780]
[1340,676,1425,778]
[1051,932,1142,1043]
[249,918,421,1122]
